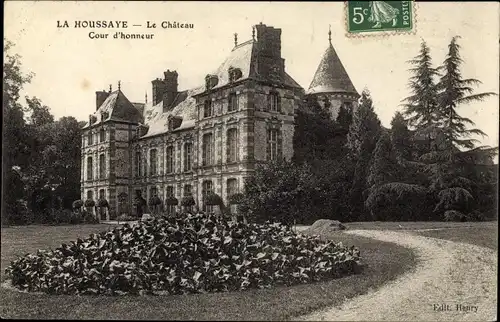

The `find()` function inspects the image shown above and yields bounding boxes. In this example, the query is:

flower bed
[5,213,361,295]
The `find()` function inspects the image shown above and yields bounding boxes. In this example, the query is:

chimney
[151,78,166,106]
[163,70,179,111]
[96,90,110,110]
[254,23,284,80]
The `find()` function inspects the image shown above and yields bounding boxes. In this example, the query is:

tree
[347,89,382,160]
[367,132,400,189]
[336,102,353,131]
[435,36,496,152]
[240,160,317,226]
[421,36,498,219]
[390,112,412,161]
[2,40,33,224]
[293,96,339,163]
[401,41,441,154]
[346,89,382,220]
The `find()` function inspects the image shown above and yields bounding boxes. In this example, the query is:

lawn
[0,223,416,320]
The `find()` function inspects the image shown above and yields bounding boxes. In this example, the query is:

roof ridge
[232,39,254,51]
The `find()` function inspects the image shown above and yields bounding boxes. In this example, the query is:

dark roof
[308,42,358,95]
[83,90,143,128]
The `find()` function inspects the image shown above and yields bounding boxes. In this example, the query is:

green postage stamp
[347,1,414,35]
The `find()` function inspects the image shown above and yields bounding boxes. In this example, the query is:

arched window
[184,143,193,171]
[87,156,93,180]
[150,149,157,176]
[166,146,174,174]
[99,128,106,142]
[99,153,106,179]
[202,133,213,166]
[227,128,238,163]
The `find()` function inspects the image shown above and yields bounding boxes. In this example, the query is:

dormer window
[205,74,218,90]
[228,67,242,82]
[101,111,109,121]
[89,115,97,125]
[203,100,212,118]
[168,116,182,131]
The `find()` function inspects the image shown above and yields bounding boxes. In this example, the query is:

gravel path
[295,230,497,321]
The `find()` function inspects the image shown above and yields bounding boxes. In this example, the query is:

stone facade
[80,23,358,219]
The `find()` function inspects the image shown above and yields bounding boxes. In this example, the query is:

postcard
[2,1,498,321]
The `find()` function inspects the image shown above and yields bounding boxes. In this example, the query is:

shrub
[84,199,95,208]
[72,200,84,210]
[443,210,466,222]
[97,198,109,208]
[117,214,136,222]
[6,200,34,225]
[181,196,196,207]
[166,197,179,206]
[204,193,223,206]
[5,213,361,296]
[228,193,244,205]
[149,196,162,207]
[82,210,99,224]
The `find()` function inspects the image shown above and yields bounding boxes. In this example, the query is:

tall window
[268,92,280,112]
[166,186,175,214]
[202,133,213,166]
[99,153,106,179]
[227,128,238,163]
[227,178,238,198]
[99,128,105,142]
[184,143,193,171]
[228,93,238,112]
[202,180,213,212]
[150,149,157,175]
[183,184,192,197]
[166,146,174,174]
[268,129,279,161]
[87,190,94,200]
[87,156,93,180]
[203,100,212,118]
[99,189,105,200]
[135,151,141,177]
[88,132,93,145]
[150,186,158,198]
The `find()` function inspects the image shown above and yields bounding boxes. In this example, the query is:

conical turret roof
[308,38,358,95]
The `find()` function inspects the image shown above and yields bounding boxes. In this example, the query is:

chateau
[80,23,359,219]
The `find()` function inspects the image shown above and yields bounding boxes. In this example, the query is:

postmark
[346,1,415,37]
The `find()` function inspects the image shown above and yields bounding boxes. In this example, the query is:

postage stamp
[346,1,414,36]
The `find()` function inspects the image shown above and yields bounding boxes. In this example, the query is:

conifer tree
[336,103,353,131]
[346,89,382,220]
[435,36,496,153]
[423,36,498,220]
[347,89,382,161]
[390,112,412,161]
[402,41,441,155]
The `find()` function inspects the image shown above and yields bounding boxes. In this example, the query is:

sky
[4,1,499,149]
